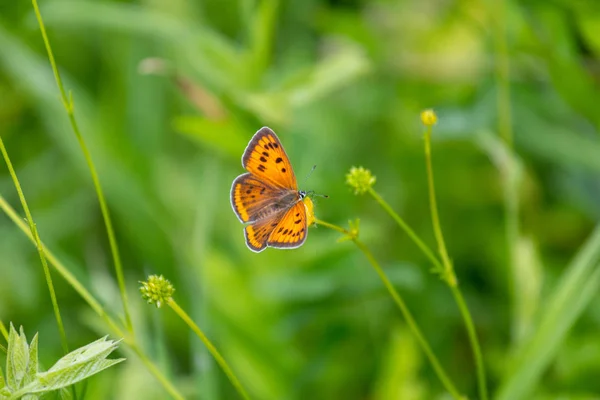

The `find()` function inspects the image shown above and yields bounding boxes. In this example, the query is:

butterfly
[231,127,317,252]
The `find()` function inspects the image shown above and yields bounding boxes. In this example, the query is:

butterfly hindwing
[244,211,286,252]
[241,127,298,190]
[267,201,308,249]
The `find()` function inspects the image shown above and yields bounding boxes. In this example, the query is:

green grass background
[1,0,600,399]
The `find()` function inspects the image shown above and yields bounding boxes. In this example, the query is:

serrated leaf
[8,337,124,398]
[24,334,38,386]
[6,324,29,390]
[47,336,116,372]
[34,358,125,392]
[29,338,124,393]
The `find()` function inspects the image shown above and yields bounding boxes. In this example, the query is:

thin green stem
[31,0,133,334]
[451,287,487,398]
[0,136,69,355]
[0,195,185,400]
[315,218,346,234]
[0,194,123,336]
[491,0,512,148]
[423,129,456,286]
[0,320,8,341]
[127,341,186,400]
[315,218,463,400]
[423,128,488,400]
[367,187,444,273]
[167,298,250,400]
[167,298,251,400]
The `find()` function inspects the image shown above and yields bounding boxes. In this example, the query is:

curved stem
[314,218,346,234]
[423,129,488,400]
[168,299,252,400]
[127,341,186,400]
[367,188,444,273]
[0,320,8,343]
[315,218,463,399]
[0,136,69,355]
[423,129,456,286]
[31,0,133,334]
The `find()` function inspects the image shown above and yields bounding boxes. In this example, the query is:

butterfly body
[230,127,314,252]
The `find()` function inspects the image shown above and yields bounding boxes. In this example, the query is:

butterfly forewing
[231,173,281,223]
[241,127,298,190]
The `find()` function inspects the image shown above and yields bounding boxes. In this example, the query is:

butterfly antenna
[303,165,329,198]
[303,165,317,186]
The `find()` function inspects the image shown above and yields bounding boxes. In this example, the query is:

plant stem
[0,194,123,336]
[314,218,346,234]
[492,0,512,148]
[0,136,69,355]
[315,218,463,400]
[31,0,133,334]
[0,320,7,342]
[127,342,186,400]
[167,299,251,400]
[367,188,443,273]
[423,128,488,400]
[423,129,456,286]
[0,194,185,400]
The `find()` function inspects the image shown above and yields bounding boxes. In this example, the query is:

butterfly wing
[241,127,298,190]
[244,210,287,252]
[231,173,282,223]
[267,201,308,249]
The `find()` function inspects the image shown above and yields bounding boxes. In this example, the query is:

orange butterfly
[231,127,317,252]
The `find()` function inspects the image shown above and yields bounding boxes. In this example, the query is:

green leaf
[6,324,29,391]
[497,225,600,400]
[23,334,38,387]
[30,337,124,393]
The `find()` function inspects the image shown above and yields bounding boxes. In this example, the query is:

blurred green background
[1,0,600,399]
